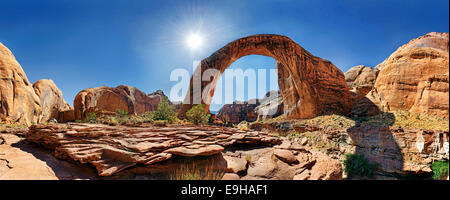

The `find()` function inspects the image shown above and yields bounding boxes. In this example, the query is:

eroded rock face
[255,90,284,121]
[0,42,41,125]
[354,32,449,117]
[180,34,352,119]
[74,85,159,120]
[345,65,379,105]
[33,79,73,123]
[345,65,379,88]
[217,91,283,124]
[217,101,259,124]
[26,123,281,176]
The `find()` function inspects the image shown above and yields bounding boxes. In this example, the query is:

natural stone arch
[179,34,352,119]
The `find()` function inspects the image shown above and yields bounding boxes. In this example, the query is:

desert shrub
[116,109,129,117]
[86,112,97,123]
[431,161,449,180]
[153,97,177,123]
[107,117,119,126]
[186,104,210,125]
[153,120,168,127]
[343,153,379,178]
[141,111,154,123]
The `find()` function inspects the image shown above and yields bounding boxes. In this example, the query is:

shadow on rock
[346,98,405,178]
[11,139,98,180]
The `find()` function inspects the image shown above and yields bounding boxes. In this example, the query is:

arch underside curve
[179,34,352,119]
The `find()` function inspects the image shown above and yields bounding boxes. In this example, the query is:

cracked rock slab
[26,123,281,176]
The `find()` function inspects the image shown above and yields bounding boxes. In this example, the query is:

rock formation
[74,85,158,120]
[352,32,449,117]
[33,79,73,123]
[180,34,352,119]
[345,65,379,88]
[344,65,379,114]
[255,90,284,121]
[26,123,281,176]
[217,101,259,124]
[0,42,42,125]
[148,89,181,112]
[217,91,283,123]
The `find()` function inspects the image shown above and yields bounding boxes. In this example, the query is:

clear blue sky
[1,0,448,111]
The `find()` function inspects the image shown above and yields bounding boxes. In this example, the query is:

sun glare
[186,33,203,49]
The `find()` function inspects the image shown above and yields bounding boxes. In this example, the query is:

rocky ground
[1,123,343,180]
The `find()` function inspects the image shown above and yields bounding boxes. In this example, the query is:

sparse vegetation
[86,112,97,123]
[343,153,379,178]
[245,154,252,164]
[186,104,210,125]
[431,161,449,180]
[170,160,224,180]
[153,120,168,127]
[153,97,177,123]
[359,111,449,131]
[115,109,129,117]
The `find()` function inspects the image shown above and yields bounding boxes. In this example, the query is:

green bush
[153,97,177,123]
[141,111,154,122]
[343,153,379,178]
[431,161,449,180]
[116,109,129,117]
[86,112,97,123]
[186,104,210,125]
[153,120,168,127]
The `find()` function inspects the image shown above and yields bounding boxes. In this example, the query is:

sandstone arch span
[179,34,352,119]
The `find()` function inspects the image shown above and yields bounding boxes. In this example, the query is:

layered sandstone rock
[353,32,449,117]
[26,123,281,176]
[33,79,73,123]
[74,85,158,120]
[0,42,41,125]
[181,34,352,119]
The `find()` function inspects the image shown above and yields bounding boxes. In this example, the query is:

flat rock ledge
[26,123,281,176]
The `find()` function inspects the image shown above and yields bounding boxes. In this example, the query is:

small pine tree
[186,104,210,125]
[153,97,177,123]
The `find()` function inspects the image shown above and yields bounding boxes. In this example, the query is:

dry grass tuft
[169,159,225,180]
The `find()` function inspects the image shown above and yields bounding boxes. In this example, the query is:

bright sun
[186,33,202,49]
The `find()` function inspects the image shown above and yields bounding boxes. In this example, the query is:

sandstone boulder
[33,79,73,123]
[273,149,298,164]
[74,85,158,120]
[0,42,41,125]
[353,32,449,117]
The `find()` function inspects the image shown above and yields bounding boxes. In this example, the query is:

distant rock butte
[352,32,449,117]
[74,85,158,120]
